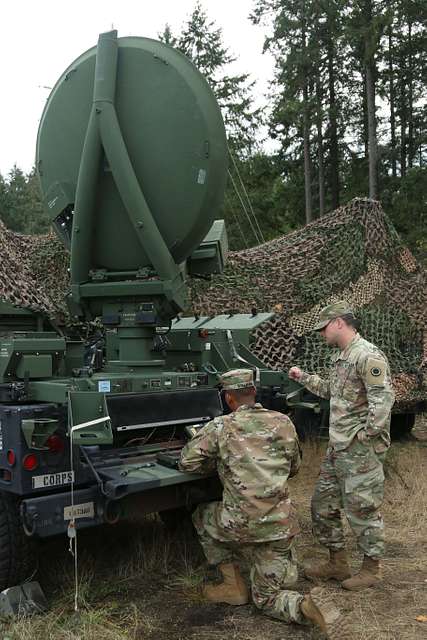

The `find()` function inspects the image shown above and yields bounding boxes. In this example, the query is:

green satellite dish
[36,32,228,274]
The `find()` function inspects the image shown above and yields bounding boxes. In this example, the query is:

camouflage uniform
[300,325,395,559]
[179,369,305,624]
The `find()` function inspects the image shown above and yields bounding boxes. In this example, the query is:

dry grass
[289,424,427,640]
[1,420,426,640]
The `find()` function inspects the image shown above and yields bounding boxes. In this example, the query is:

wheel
[0,492,35,590]
[390,413,416,440]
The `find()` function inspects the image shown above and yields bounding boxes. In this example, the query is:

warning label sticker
[64,502,95,521]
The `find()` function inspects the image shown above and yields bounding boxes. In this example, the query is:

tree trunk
[363,0,378,200]
[301,4,312,224]
[303,80,312,223]
[362,70,369,160]
[407,20,414,168]
[366,61,378,199]
[388,27,397,178]
[400,54,407,177]
[316,78,325,216]
[327,35,339,209]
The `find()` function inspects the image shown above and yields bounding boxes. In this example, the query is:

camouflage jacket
[300,334,395,451]
[179,403,301,543]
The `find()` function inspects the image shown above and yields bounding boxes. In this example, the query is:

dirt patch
[184,604,230,627]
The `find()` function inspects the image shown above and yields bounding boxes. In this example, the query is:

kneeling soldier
[179,369,352,639]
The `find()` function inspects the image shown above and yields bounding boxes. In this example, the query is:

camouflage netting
[189,198,426,409]
[0,198,425,408]
[0,218,69,318]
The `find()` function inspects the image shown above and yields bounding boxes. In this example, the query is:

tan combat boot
[341,556,382,590]
[305,549,351,582]
[300,587,354,640]
[203,563,249,605]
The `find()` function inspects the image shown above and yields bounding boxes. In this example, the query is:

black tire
[0,492,35,590]
[390,413,416,440]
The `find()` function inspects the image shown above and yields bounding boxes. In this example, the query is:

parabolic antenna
[36,33,228,273]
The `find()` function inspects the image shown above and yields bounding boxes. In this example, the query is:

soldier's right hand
[288,366,303,381]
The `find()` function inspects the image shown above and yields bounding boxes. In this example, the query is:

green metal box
[188,220,228,275]
[16,355,53,379]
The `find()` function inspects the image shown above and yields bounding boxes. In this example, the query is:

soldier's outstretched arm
[179,418,221,474]
[289,366,331,399]
[358,354,395,439]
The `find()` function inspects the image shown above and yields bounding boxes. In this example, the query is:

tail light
[46,434,65,454]
[7,450,16,467]
[22,454,38,471]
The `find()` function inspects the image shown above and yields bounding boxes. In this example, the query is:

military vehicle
[1,30,425,594]
[0,30,294,591]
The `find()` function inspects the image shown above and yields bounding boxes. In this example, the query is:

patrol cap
[313,300,356,331]
[219,369,255,391]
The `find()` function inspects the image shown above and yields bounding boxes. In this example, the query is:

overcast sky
[0,0,274,176]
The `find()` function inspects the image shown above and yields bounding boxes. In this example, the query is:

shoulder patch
[365,357,386,385]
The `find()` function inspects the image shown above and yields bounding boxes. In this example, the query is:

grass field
[1,420,426,640]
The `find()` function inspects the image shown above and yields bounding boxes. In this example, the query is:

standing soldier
[179,369,352,639]
[289,301,395,590]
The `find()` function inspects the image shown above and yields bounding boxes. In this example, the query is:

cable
[227,169,261,245]
[65,393,79,612]
[67,410,111,612]
[229,150,265,243]
[68,428,79,612]
[123,427,156,448]
[224,193,250,248]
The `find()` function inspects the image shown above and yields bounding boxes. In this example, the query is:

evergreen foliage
[0,1,425,260]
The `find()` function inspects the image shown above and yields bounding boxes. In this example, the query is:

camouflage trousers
[311,435,386,559]
[193,502,305,624]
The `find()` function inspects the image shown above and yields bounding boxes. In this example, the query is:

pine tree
[2,165,28,231]
[394,0,426,174]
[160,2,261,156]
[323,0,348,209]
[346,0,390,199]
[0,165,48,235]
[252,0,323,222]
[157,23,177,47]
